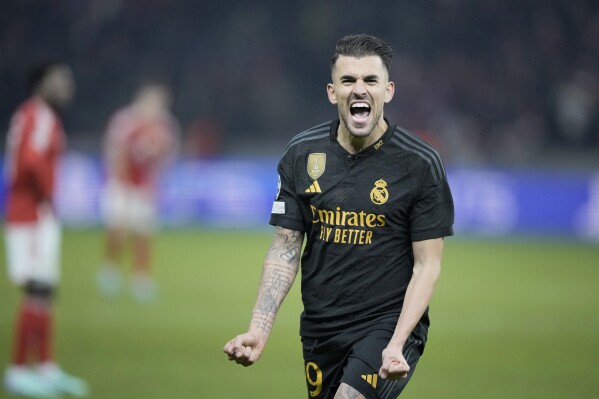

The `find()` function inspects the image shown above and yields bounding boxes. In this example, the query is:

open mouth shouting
[350,101,371,125]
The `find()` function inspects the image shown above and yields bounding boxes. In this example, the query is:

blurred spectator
[1,0,598,167]
[553,70,598,144]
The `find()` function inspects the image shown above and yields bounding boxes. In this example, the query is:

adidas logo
[305,180,322,193]
[361,374,378,388]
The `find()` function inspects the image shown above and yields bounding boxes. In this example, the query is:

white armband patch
[271,201,285,214]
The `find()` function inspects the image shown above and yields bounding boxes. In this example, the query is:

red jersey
[4,97,65,223]
[104,106,178,188]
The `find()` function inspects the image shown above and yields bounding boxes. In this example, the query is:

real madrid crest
[370,179,389,205]
[307,153,326,180]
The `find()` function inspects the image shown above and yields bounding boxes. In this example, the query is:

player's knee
[23,280,55,301]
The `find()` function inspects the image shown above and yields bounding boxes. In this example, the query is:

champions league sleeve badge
[272,174,285,214]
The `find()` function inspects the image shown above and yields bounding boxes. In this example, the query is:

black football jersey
[270,119,454,337]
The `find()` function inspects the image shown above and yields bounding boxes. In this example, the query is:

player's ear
[384,81,395,103]
[327,83,337,105]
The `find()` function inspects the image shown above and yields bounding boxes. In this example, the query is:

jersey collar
[329,117,396,158]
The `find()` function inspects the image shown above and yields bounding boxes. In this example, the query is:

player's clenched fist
[223,332,265,367]
[379,347,410,380]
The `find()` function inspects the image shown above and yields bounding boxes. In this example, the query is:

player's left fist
[379,347,410,380]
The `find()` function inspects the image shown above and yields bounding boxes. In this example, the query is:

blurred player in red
[3,62,89,397]
[97,82,179,303]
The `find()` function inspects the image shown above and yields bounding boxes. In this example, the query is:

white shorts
[4,212,62,286]
[101,181,157,234]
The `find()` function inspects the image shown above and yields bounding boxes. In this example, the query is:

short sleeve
[410,165,454,242]
[269,153,306,232]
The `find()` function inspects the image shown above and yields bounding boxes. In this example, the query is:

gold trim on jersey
[307,153,326,180]
[370,179,389,205]
[310,205,386,245]
[310,205,386,227]
[305,180,322,193]
[361,374,378,388]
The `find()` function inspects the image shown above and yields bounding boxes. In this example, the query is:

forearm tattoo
[334,384,364,399]
[252,227,302,333]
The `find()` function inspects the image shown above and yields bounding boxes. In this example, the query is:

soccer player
[3,62,89,397]
[224,34,454,399]
[97,82,179,303]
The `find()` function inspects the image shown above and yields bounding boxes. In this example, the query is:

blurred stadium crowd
[1,0,598,167]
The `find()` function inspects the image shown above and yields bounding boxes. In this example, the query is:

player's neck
[337,118,388,154]
[132,102,165,120]
[32,95,59,115]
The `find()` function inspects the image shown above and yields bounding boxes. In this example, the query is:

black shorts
[301,317,428,399]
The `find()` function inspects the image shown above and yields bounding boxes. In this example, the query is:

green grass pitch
[1,229,598,398]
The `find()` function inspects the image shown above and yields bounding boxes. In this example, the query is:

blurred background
[2,0,599,164]
[1,0,598,234]
[1,1,598,398]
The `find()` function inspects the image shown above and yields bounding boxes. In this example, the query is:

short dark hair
[27,61,65,94]
[330,34,393,75]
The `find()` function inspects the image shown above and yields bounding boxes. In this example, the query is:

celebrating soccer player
[224,34,455,398]
[3,62,89,397]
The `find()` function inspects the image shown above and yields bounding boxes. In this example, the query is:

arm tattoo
[252,227,303,334]
[281,248,299,262]
[334,384,365,399]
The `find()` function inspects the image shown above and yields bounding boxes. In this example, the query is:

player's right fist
[379,346,410,380]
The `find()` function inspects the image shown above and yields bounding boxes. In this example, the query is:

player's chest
[295,151,413,215]
[21,125,64,157]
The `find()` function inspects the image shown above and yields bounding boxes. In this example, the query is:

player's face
[43,66,75,109]
[136,85,172,117]
[327,55,394,140]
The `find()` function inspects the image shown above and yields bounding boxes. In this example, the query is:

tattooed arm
[223,226,303,367]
